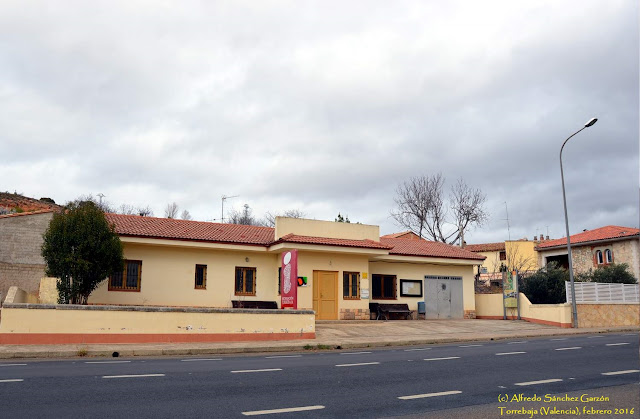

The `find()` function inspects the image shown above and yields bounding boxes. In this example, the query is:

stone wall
[339,308,370,320]
[577,303,639,328]
[0,212,53,303]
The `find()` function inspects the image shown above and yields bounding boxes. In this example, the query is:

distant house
[536,225,640,280]
[465,239,539,283]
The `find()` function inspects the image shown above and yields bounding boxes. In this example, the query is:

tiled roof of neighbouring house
[274,234,391,250]
[380,231,421,240]
[464,242,506,252]
[0,209,56,219]
[536,225,640,250]
[105,213,275,246]
[381,238,485,260]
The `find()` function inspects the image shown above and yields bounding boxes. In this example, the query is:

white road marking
[231,368,282,374]
[496,352,526,356]
[587,335,604,338]
[85,361,131,364]
[423,357,460,361]
[339,351,372,355]
[550,338,568,341]
[102,374,165,379]
[606,343,630,346]
[459,344,482,348]
[265,355,302,359]
[181,358,222,362]
[601,370,640,376]
[508,341,527,344]
[498,386,507,389]
[0,379,23,383]
[242,405,325,416]
[0,364,27,367]
[555,347,582,351]
[404,348,431,352]
[335,362,380,367]
[514,378,562,386]
[398,390,462,400]
[622,333,638,336]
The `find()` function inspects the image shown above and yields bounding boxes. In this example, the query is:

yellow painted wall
[38,277,58,304]
[275,217,379,241]
[0,306,315,335]
[90,243,279,307]
[477,251,501,273]
[475,293,571,326]
[505,241,539,272]
[296,251,370,312]
[369,261,475,311]
[3,286,38,304]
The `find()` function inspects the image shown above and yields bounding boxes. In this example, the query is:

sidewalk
[0,319,637,359]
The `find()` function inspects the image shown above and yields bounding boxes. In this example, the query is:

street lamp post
[560,117,597,328]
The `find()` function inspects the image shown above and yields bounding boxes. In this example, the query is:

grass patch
[76,347,88,357]
[316,344,332,350]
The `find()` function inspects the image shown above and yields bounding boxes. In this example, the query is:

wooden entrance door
[313,270,338,320]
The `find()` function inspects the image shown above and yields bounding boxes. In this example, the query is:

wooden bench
[231,300,278,310]
[374,303,413,320]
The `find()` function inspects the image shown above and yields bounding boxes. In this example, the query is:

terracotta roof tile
[274,234,391,249]
[105,213,275,245]
[380,231,422,240]
[537,225,640,250]
[0,209,56,219]
[381,238,485,260]
[464,242,506,252]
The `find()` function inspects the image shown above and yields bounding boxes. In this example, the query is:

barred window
[343,272,360,299]
[195,264,207,289]
[235,267,256,296]
[109,260,142,291]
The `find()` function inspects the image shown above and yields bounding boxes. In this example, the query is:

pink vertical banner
[281,250,298,309]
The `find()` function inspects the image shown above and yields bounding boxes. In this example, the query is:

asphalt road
[1,332,638,418]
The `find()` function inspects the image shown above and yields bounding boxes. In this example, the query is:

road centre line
[424,357,460,361]
[85,361,131,364]
[622,333,637,336]
[555,347,582,351]
[550,338,568,341]
[507,341,527,344]
[496,352,526,356]
[0,379,24,383]
[587,335,604,338]
[398,390,462,400]
[601,370,640,376]
[231,369,282,374]
[606,343,630,346]
[404,348,431,351]
[335,362,379,367]
[242,405,325,416]
[0,364,27,367]
[181,358,222,362]
[340,351,372,355]
[265,355,302,359]
[102,374,165,379]
[459,344,482,348]
[514,378,563,386]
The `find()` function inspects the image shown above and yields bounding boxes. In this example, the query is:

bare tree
[391,174,487,244]
[228,204,258,225]
[137,206,154,217]
[180,209,192,220]
[164,202,179,219]
[261,209,306,227]
[118,203,136,215]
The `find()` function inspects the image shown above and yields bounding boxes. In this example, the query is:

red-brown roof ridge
[464,242,506,252]
[537,225,640,250]
[381,237,485,260]
[274,233,391,249]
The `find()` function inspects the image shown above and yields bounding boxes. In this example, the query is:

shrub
[578,263,637,284]
[519,262,568,304]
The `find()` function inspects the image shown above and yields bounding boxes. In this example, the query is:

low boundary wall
[0,303,315,344]
[475,293,572,328]
[577,303,639,328]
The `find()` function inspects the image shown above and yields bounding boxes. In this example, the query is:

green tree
[41,200,124,304]
[519,262,568,304]
[576,263,637,284]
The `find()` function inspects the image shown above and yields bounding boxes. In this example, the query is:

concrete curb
[0,327,636,360]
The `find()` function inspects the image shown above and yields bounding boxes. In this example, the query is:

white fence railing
[566,282,640,303]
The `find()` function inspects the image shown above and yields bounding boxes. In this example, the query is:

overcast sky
[2,1,638,243]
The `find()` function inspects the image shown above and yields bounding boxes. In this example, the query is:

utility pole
[221,195,238,223]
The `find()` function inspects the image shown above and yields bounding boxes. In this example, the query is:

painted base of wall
[0,332,316,345]
[463,310,476,319]
[476,315,572,328]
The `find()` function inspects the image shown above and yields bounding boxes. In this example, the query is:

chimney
[545,235,550,240]
[533,235,538,241]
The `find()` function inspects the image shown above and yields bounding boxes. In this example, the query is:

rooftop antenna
[97,193,105,206]
[503,202,511,241]
[221,195,239,223]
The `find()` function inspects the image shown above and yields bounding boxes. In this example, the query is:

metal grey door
[449,277,463,319]
[436,279,451,319]
[424,278,438,319]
